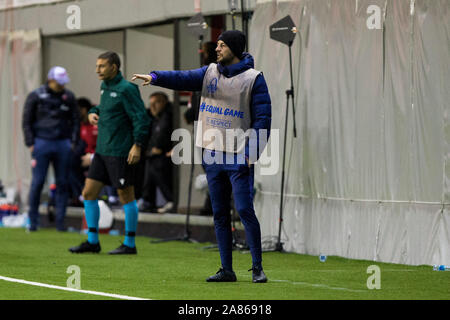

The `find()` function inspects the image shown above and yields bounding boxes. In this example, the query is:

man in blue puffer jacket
[132,30,271,283]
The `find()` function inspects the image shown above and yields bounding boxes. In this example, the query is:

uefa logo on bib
[207,78,218,94]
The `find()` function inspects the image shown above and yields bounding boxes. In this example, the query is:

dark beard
[219,55,234,66]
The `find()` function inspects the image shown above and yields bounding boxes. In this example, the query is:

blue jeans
[203,151,262,271]
[28,138,72,230]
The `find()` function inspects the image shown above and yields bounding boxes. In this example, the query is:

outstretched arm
[132,66,208,92]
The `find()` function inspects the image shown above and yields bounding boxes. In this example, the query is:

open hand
[131,74,153,86]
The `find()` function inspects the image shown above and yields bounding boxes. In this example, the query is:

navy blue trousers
[203,153,262,271]
[28,138,72,230]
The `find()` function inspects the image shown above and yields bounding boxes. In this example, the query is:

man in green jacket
[69,51,150,254]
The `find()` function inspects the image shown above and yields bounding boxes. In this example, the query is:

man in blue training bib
[132,31,271,283]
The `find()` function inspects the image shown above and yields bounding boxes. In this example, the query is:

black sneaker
[206,268,237,282]
[108,243,137,255]
[249,267,267,283]
[69,240,101,253]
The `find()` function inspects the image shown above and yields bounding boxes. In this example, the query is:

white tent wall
[0,0,448,266]
[0,29,41,203]
[250,0,449,265]
[0,0,65,11]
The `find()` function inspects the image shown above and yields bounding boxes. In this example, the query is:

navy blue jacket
[22,84,79,147]
[151,53,272,161]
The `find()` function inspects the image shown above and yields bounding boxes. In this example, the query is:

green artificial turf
[0,228,448,300]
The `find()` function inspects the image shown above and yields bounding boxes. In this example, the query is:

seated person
[140,92,174,213]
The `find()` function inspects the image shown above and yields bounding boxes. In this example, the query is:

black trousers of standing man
[142,155,173,208]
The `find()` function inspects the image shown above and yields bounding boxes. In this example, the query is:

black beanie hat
[218,30,246,59]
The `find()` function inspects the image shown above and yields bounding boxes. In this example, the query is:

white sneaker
[157,202,174,213]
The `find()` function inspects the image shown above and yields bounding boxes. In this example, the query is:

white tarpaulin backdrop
[0,0,448,267]
[0,0,64,11]
[0,29,40,203]
[250,0,449,265]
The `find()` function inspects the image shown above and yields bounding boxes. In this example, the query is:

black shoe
[206,268,237,282]
[108,243,137,255]
[249,267,267,283]
[69,240,101,253]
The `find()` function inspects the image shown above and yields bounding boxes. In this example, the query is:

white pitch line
[238,274,367,293]
[0,275,150,300]
[314,269,418,272]
[268,279,366,293]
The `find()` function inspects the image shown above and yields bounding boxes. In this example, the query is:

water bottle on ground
[433,265,450,271]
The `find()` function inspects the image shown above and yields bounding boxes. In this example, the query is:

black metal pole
[151,29,205,244]
[184,146,195,239]
[240,0,248,48]
[184,34,204,239]
[240,0,245,31]
[275,42,296,252]
[288,43,297,138]
[275,89,290,252]
[231,10,236,30]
